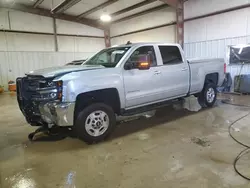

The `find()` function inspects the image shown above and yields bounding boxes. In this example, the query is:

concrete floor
[1,93,250,188]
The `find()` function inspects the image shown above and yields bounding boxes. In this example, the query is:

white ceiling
[110,0,164,21]
[38,0,65,10]
[85,0,144,19]
[13,0,167,21]
[65,0,108,16]
[14,0,35,6]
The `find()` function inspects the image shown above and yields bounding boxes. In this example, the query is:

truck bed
[188,58,225,94]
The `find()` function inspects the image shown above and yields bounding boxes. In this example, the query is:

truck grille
[17,76,57,101]
[16,75,56,126]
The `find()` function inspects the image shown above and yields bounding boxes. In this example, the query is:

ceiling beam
[33,0,45,8]
[111,0,156,17]
[159,0,178,8]
[0,3,104,29]
[77,0,118,19]
[112,4,169,23]
[51,0,81,14]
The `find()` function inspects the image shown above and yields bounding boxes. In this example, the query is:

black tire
[74,103,116,144]
[198,83,217,108]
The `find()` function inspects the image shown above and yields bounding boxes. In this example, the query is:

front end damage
[16,76,74,127]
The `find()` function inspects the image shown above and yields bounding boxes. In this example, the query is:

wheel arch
[205,73,219,85]
[194,73,219,97]
[74,88,121,125]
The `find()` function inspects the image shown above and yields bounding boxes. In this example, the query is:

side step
[121,98,184,116]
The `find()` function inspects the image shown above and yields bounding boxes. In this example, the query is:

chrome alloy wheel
[206,87,215,103]
[85,110,109,137]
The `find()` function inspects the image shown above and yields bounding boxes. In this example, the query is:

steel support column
[104,29,111,48]
[53,17,58,52]
[176,0,184,47]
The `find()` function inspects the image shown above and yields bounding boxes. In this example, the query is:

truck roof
[113,42,181,48]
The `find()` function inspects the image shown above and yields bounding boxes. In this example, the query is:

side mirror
[136,54,151,70]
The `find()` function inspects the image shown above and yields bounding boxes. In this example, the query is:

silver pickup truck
[17,43,225,143]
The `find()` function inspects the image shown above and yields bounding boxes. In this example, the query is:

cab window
[158,46,183,65]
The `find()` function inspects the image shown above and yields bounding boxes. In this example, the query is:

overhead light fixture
[100,14,111,22]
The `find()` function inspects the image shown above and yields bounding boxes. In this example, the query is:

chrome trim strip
[38,89,57,94]
[36,86,57,91]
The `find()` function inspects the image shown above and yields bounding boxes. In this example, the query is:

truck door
[156,45,189,99]
[123,45,163,108]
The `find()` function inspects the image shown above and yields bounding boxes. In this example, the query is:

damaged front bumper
[16,76,75,127]
[39,102,75,126]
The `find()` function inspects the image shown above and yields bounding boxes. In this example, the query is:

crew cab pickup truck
[16,43,225,143]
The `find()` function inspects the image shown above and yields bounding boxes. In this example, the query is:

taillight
[224,63,226,73]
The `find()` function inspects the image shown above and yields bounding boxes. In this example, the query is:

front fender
[54,68,125,108]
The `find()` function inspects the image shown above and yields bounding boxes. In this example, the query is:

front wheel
[198,83,217,108]
[74,103,116,144]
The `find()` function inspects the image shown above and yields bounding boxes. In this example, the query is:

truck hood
[26,65,105,78]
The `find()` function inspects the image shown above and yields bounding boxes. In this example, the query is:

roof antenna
[126,41,132,45]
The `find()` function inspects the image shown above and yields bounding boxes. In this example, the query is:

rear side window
[158,46,183,65]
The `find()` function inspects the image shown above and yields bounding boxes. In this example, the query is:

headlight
[37,80,63,101]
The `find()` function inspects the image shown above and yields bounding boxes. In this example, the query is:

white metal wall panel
[76,37,105,52]
[0,32,55,52]
[56,19,104,37]
[185,7,250,43]
[184,0,250,90]
[110,7,175,37]
[9,10,53,33]
[184,36,250,59]
[184,36,250,90]
[0,8,105,88]
[0,51,93,88]
[111,25,176,45]
[0,8,9,30]
[0,32,8,51]
[184,0,250,19]
[57,36,105,52]
[206,9,249,40]
[248,8,250,35]
[0,32,104,52]
[184,18,207,43]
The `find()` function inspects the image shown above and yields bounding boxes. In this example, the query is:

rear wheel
[198,83,217,108]
[74,103,116,144]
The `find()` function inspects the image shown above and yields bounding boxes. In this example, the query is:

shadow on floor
[29,105,204,143]
[110,106,194,140]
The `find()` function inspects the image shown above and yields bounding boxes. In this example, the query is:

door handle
[181,67,188,71]
[154,71,161,75]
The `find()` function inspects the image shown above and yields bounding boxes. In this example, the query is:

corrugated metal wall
[184,35,250,59]
[0,51,93,89]
[184,0,250,90]
[0,8,105,89]
[184,36,250,90]
[110,7,176,45]
[111,25,176,45]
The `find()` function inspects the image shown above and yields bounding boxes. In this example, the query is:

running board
[121,98,184,116]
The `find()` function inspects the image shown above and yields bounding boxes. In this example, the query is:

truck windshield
[84,47,131,68]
